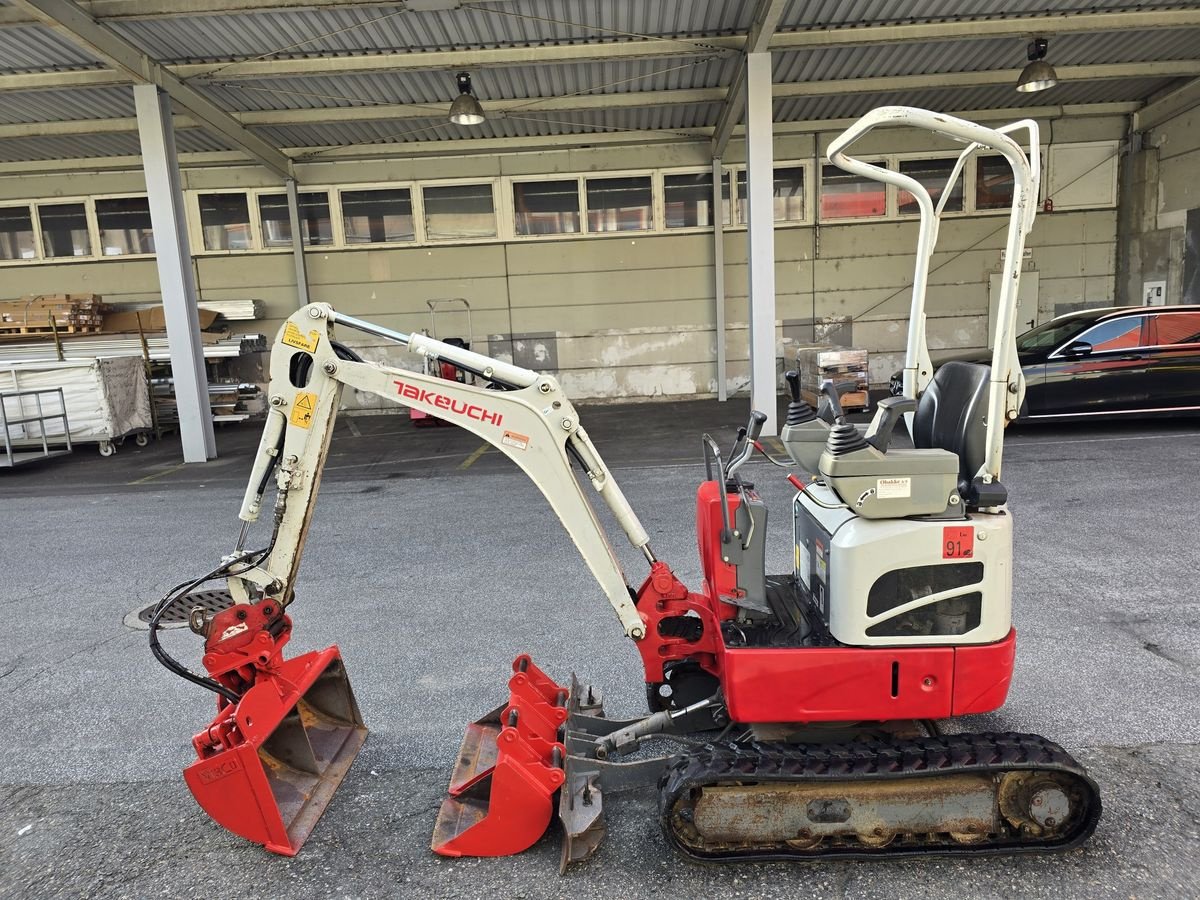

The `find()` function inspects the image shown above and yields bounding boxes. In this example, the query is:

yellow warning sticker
[282,322,320,353]
[290,391,317,429]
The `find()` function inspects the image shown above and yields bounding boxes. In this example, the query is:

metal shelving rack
[0,387,73,468]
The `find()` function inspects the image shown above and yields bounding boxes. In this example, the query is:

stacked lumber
[0,293,109,335]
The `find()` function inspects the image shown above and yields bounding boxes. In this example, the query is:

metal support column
[286,178,311,308]
[133,83,215,462]
[744,51,778,435]
[712,157,728,402]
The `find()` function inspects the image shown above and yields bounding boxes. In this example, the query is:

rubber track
[659,731,1102,861]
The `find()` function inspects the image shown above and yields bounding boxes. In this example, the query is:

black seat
[911,361,999,506]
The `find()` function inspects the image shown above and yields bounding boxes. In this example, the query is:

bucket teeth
[431,655,568,858]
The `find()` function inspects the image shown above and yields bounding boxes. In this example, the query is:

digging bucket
[184,646,367,856]
[432,654,568,857]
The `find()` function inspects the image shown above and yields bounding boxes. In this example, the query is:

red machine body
[632,480,1016,724]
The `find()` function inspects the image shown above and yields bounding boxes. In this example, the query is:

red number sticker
[942,526,975,559]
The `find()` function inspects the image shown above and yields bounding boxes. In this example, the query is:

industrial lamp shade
[449,72,486,125]
[1015,38,1058,93]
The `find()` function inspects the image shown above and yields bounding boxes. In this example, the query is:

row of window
[0,154,1028,262]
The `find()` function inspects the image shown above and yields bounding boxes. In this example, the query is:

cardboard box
[102,306,220,333]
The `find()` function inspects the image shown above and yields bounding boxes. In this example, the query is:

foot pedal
[432,654,568,857]
[183,648,366,856]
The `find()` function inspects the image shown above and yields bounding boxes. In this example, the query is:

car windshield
[1015,317,1093,352]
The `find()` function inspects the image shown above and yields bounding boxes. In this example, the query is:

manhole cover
[124,588,235,631]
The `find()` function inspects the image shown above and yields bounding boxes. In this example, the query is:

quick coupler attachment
[184,648,367,856]
[432,654,568,857]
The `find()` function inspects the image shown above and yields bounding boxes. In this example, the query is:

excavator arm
[227,302,650,641]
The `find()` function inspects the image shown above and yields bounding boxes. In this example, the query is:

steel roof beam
[711,0,788,158]
[1134,76,1200,131]
[0,63,1190,140]
[9,0,294,177]
[4,8,1199,92]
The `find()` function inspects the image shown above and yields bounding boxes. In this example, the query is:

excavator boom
[229,303,651,640]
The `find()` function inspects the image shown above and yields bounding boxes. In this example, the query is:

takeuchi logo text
[394,380,503,426]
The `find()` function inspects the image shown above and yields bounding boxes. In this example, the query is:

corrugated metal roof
[781,0,1200,28]
[0,128,231,163]
[0,86,136,124]
[0,24,100,71]
[774,77,1173,122]
[255,101,720,150]
[773,27,1200,83]
[0,0,1196,163]
[105,1,753,64]
[196,56,738,113]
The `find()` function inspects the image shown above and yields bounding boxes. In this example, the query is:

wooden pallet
[0,323,102,336]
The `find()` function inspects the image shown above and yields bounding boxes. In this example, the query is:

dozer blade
[184,647,367,856]
[432,654,567,857]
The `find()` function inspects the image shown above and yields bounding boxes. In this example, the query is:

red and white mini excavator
[149,108,1101,869]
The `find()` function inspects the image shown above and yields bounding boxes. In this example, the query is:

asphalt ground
[1,400,1198,899]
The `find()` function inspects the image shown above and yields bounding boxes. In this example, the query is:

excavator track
[660,731,1100,861]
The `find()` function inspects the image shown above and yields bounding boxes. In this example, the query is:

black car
[890,305,1200,419]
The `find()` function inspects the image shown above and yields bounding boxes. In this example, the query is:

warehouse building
[1,1,1197,461]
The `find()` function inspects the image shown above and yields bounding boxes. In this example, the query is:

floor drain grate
[124,588,235,631]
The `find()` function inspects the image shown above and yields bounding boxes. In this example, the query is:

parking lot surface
[2,401,1198,899]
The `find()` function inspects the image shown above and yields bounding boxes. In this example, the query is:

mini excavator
[149,108,1101,868]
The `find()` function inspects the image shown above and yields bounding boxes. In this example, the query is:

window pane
[423,183,496,240]
[39,202,91,258]
[586,175,652,232]
[96,197,154,255]
[513,180,579,235]
[898,158,964,215]
[342,188,414,244]
[976,156,1014,210]
[736,167,806,223]
[199,193,252,250]
[258,192,332,247]
[1147,312,1200,346]
[820,165,886,219]
[1078,317,1144,352]
[0,205,36,260]
[664,171,730,228]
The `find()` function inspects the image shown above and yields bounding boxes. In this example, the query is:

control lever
[784,370,818,426]
[785,370,801,402]
[865,396,917,453]
[725,410,767,480]
[816,381,858,424]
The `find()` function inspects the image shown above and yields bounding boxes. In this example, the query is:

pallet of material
[0,294,109,335]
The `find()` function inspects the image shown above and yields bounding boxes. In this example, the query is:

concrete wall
[0,114,1126,403]
[1118,103,1200,307]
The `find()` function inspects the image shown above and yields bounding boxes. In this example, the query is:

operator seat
[909,361,999,507]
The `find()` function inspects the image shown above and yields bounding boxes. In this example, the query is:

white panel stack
[0,357,151,444]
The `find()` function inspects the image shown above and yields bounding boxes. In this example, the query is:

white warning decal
[876,477,912,499]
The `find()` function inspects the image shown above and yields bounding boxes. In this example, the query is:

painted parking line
[127,462,188,485]
[458,443,492,469]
